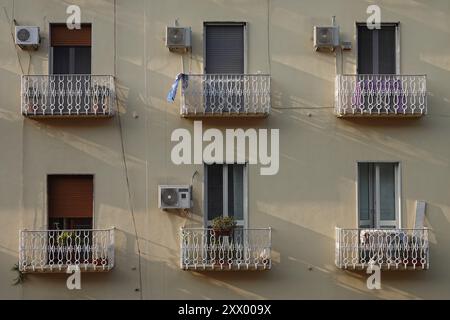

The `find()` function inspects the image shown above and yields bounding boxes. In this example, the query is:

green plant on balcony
[212,216,236,237]
[57,231,74,246]
[210,216,237,267]
[11,262,25,285]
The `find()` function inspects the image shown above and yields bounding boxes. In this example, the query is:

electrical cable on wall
[270,9,334,111]
[180,54,185,74]
[3,4,25,74]
[267,0,272,74]
[114,0,143,299]
[189,48,192,73]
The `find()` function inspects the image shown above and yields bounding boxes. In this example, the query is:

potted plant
[54,231,75,265]
[56,231,74,246]
[212,216,236,237]
[210,216,237,268]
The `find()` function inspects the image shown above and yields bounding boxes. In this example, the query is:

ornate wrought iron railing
[335,227,429,270]
[180,227,272,271]
[21,75,116,117]
[335,74,427,117]
[180,74,271,117]
[19,228,115,272]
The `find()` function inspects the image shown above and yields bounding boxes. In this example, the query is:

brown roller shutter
[48,175,93,218]
[50,24,91,46]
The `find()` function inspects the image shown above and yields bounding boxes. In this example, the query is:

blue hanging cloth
[167,73,187,102]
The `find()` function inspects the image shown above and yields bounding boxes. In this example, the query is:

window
[357,23,398,74]
[205,164,246,227]
[48,175,93,230]
[50,23,91,74]
[358,163,400,228]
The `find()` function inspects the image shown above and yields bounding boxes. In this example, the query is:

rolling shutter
[378,26,396,74]
[205,24,244,74]
[50,24,91,46]
[206,164,223,221]
[48,175,93,218]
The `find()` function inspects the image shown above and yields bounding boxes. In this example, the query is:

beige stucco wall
[0,0,449,299]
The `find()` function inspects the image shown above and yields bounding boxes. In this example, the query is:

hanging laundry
[167,73,188,102]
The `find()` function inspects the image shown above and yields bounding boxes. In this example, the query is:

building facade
[0,0,449,299]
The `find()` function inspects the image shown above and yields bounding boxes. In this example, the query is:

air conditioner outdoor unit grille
[158,185,192,209]
[313,26,339,51]
[166,26,191,52]
[15,26,40,50]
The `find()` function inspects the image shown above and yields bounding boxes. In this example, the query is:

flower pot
[212,229,233,237]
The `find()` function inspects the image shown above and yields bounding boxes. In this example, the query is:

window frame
[356,161,402,229]
[203,163,248,228]
[355,22,400,75]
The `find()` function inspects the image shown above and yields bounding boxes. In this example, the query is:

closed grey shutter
[227,164,244,220]
[357,27,374,74]
[358,163,374,228]
[74,47,92,74]
[52,47,71,74]
[378,26,396,74]
[207,164,223,220]
[378,163,397,227]
[358,25,396,74]
[205,24,244,74]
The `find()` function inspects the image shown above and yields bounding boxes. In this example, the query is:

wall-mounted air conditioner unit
[313,25,339,51]
[166,26,191,52]
[158,185,192,209]
[15,26,40,50]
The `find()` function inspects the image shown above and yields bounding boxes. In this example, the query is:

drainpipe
[333,16,343,76]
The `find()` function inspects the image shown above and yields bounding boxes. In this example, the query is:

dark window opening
[357,24,397,74]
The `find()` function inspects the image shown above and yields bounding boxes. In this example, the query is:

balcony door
[204,163,247,229]
[204,22,245,113]
[358,163,400,229]
[357,23,398,75]
[356,23,399,113]
[50,23,91,74]
[48,24,92,114]
[47,174,94,265]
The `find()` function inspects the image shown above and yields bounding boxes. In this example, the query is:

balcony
[180,74,271,117]
[335,74,427,117]
[335,227,429,270]
[21,75,116,118]
[19,228,115,273]
[180,227,272,271]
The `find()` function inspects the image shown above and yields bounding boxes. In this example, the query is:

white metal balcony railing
[335,227,429,270]
[180,74,271,117]
[21,75,116,117]
[335,74,427,117]
[19,228,115,272]
[180,227,272,271]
